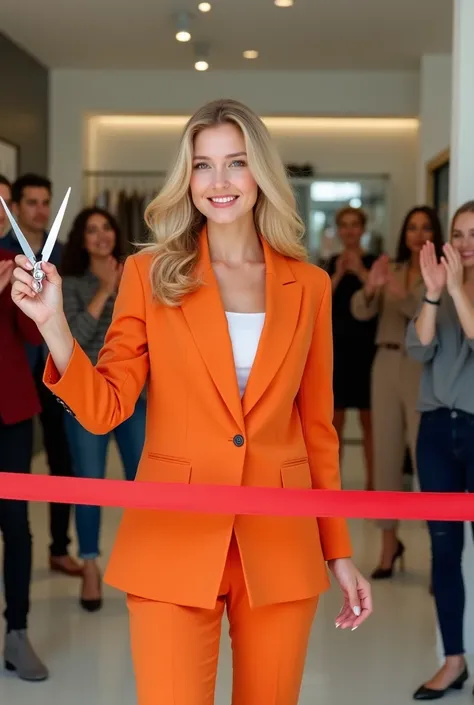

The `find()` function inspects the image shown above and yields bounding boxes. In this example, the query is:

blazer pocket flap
[280,458,312,489]
[140,453,192,484]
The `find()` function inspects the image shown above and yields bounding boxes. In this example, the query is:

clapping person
[351,207,444,579]
[326,207,377,490]
[60,208,146,612]
[407,201,474,700]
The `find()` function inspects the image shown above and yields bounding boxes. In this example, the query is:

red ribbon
[0,472,473,521]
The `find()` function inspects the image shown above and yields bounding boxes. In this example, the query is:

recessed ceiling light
[243,50,259,59]
[274,0,294,6]
[198,2,212,11]
[175,11,192,42]
[195,60,209,71]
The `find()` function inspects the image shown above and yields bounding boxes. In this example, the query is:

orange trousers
[127,534,318,705]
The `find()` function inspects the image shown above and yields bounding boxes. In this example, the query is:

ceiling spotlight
[175,10,192,42]
[194,41,210,71]
[176,30,191,42]
[243,50,259,59]
[198,2,212,11]
[274,0,294,6]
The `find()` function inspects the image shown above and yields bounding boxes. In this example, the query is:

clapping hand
[97,256,123,296]
[420,242,446,300]
[345,251,364,277]
[441,243,463,297]
[335,253,347,277]
[365,254,389,296]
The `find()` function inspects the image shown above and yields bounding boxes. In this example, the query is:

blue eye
[193,162,209,170]
[230,160,246,167]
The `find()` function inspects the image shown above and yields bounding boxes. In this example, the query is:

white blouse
[225,312,265,397]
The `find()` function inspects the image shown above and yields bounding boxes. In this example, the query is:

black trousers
[33,357,73,557]
[0,418,33,631]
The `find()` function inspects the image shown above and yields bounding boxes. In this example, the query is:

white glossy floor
[1,417,473,704]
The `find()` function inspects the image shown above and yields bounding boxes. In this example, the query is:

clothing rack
[82,170,168,247]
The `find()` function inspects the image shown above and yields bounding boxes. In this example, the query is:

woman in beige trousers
[351,207,444,578]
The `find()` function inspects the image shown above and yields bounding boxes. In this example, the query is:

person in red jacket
[0,238,48,681]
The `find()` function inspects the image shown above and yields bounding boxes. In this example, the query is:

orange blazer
[44,230,352,609]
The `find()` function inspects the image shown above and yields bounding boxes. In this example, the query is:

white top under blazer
[225,312,265,397]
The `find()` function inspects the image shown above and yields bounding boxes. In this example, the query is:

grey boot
[4,630,48,681]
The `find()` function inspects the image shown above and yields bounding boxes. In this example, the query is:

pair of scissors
[0,187,71,292]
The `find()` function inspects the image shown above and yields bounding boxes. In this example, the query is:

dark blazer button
[233,434,245,447]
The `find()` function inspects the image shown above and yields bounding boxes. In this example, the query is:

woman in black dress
[326,206,378,490]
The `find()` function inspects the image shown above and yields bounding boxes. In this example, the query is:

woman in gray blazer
[406,200,474,701]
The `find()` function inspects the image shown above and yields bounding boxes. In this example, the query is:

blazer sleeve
[351,288,380,320]
[405,315,438,363]
[396,280,425,319]
[297,271,352,561]
[43,256,149,434]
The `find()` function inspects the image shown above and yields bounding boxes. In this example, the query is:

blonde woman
[11,99,371,705]
[407,202,474,699]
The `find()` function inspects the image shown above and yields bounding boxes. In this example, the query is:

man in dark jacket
[2,173,81,577]
[0,243,49,680]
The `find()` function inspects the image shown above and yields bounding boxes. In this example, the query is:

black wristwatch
[423,295,441,306]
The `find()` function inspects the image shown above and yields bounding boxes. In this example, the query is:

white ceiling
[0,0,453,71]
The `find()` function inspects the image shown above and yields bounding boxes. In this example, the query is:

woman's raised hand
[441,243,463,297]
[420,241,446,300]
[11,255,64,329]
[365,254,389,296]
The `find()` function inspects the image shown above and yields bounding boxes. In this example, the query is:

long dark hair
[395,206,444,263]
[61,208,125,277]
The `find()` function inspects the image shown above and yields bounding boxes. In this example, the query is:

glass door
[290,175,391,265]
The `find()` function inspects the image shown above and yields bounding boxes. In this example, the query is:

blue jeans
[64,397,146,559]
[416,408,474,656]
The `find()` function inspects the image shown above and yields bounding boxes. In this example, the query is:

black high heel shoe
[371,540,405,580]
[80,568,102,612]
[413,666,468,700]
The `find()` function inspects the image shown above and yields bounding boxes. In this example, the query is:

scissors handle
[32,262,45,293]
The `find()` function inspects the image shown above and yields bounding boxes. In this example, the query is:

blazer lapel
[242,240,302,417]
[181,230,243,429]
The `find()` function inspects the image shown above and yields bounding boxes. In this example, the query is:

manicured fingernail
[335,623,340,629]
[353,606,361,616]
[351,626,359,632]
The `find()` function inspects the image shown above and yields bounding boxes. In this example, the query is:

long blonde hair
[142,99,306,305]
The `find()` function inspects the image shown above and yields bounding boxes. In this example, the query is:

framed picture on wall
[0,137,19,181]
[426,148,450,236]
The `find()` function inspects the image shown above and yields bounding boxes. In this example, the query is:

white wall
[49,69,420,238]
[417,54,452,200]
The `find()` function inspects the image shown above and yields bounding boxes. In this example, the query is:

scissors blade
[41,187,71,263]
[0,196,37,264]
